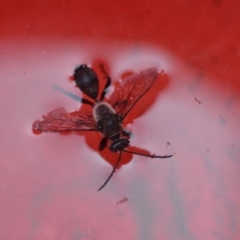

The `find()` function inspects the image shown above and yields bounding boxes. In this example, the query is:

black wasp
[33,64,173,190]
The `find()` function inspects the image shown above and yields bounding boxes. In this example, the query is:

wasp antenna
[98,151,122,191]
[123,149,173,159]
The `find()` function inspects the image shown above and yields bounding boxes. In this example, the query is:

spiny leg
[99,64,111,101]
[81,98,94,106]
[122,129,131,138]
[98,151,122,191]
[99,137,108,151]
[123,149,173,158]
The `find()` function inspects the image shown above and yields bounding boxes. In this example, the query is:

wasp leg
[123,149,173,158]
[99,64,111,101]
[99,137,108,151]
[122,129,131,138]
[81,98,94,106]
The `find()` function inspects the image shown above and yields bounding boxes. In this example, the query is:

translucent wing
[108,68,158,120]
[32,107,97,132]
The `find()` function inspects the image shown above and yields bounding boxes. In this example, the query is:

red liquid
[0,0,240,239]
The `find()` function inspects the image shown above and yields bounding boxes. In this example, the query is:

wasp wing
[33,107,97,132]
[109,68,158,120]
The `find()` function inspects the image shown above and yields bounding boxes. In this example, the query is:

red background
[0,0,240,239]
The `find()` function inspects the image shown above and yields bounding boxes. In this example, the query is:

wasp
[33,64,173,190]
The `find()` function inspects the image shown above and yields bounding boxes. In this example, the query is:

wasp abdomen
[74,65,99,99]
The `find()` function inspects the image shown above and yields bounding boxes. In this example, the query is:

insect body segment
[33,64,173,191]
[94,103,121,139]
[74,65,99,100]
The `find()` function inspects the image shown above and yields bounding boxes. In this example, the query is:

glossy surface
[0,0,240,239]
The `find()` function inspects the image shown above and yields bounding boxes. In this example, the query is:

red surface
[1,0,240,239]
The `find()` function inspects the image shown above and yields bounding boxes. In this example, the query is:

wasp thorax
[74,65,99,99]
[94,103,121,137]
[94,103,115,122]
